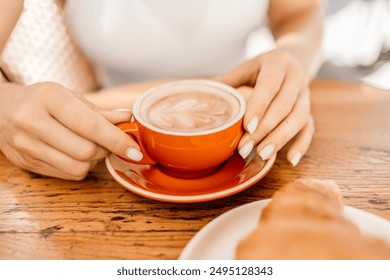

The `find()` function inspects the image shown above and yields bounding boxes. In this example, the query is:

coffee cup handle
[116,122,156,165]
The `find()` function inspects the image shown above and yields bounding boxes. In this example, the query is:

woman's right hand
[0,82,143,180]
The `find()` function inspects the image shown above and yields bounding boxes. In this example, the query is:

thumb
[98,108,132,124]
[75,92,133,124]
[212,60,255,88]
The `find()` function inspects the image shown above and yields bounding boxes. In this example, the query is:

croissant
[236,179,390,259]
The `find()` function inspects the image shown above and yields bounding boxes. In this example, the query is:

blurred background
[2,0,389,90]
[247,0,390,90]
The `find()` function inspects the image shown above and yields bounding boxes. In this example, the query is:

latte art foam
[143,92,238,132]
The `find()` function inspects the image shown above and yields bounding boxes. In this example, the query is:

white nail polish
[125,148,143,161]
[239,140,255,159]
[247,116,259,135]
[290,152,301,167]
[259,143,275,160]
[113,108,132,112]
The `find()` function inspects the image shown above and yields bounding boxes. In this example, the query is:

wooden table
[1,79,390,260]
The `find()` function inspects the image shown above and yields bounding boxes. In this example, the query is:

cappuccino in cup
[140,91,240,132]
[116,80,246,178]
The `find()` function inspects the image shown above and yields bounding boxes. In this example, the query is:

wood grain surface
[1,79,389,259]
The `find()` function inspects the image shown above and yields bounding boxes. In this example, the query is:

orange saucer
[105,151,276,203]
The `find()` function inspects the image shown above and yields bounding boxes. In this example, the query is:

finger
[75,92,133,125]
[46,92,143,161]
[237,132,256,159]
[26,116,109,161]
[27,161,93,181]
[98,108,132,124]
[236,86,253,101]
[287,115,315,167]
[213,59,259,88]
[255,92,311,161]
[237,67,297,160]
[30,142,97,180]
[14,135,96,180]
[251,80,306,143]
[243,57,288,135]
[73,91,99,109]
[88,160,99,172]
[27,162,84,181]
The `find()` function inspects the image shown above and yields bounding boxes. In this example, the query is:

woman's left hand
[215,49,314,167]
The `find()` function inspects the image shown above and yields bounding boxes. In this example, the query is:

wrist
[276,48,320,84]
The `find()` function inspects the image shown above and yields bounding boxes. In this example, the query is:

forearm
[0,0,23,52]
[268,0,324,78]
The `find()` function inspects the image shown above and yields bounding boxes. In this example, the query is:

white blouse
[65,0,269,87]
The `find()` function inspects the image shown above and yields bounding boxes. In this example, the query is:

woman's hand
[0,82,143,180]
[215,49,314,167]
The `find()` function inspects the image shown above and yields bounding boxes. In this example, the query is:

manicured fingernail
[239,140,255,159]
[247,116,258,135]
[113,108,132,112]
[125,148,143,161]
[290,152,301,167]
[259,143,275,160]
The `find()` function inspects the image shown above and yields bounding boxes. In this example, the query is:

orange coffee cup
[116,80,246,178]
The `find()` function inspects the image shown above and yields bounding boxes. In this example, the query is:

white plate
[179,199,390,260]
